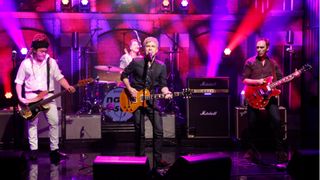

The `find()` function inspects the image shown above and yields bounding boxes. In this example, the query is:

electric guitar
[119,88,191,113]
[244,64,312,109]
[18,78,94,121]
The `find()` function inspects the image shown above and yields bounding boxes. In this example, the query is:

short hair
[257,38,270,48]
[130,39,139,45]
[143,36,159,48]
[31,33,49,49]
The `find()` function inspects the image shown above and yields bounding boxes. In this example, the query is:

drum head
[102,87,132,122]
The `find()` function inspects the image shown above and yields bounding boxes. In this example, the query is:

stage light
[181,0,188,7]
[162,0,170,7]
[61,0,72,12]
[179,0,189,13]
[20,48,28,55]
[224,48,231,56]
[79,0,90,12]
[5,92,12,99]
[161,0,172,13]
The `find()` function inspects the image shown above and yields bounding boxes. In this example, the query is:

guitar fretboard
[269,65,310,89]
[143,92,184,100]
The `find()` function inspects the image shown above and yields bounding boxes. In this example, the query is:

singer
[14,33,76,164]
[120,36,172,169]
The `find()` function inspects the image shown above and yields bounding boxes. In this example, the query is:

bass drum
[102,87,132,122]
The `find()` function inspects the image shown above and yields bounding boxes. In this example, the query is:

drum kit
[77,65,133,122]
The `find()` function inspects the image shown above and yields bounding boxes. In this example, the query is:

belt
[25,90,54,94]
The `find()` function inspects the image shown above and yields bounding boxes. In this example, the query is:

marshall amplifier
[235,106,287,140]
[187,94,230,138]
[187,77,229,94]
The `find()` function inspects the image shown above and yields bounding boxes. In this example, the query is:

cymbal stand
[76,28,100,115]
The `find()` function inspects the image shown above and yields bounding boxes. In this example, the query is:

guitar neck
[269,68,305,89]
[29,90,67,109]
[147,92,182,100]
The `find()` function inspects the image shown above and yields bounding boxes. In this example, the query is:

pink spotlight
[20,48,28,55]
[224,48,231,56]
[181,0,189,7]
[81,0,89,6]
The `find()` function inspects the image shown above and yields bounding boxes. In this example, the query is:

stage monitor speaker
[145,114,175,138]
[66,115,101,140]
[187,95,230,138]
[93,156,150,179]
[287,149,319,180]
[0,150,27,179]
[235,106,287,140]
[166,152,232,179]
[0,110,14,145]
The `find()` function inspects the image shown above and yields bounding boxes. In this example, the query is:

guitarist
[120,36,172,169]
[242,38,288,165]
[14,33,76,163]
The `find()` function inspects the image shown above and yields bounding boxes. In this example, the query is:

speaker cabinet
[145,114,175,138]
[166,152,232,179]
[0,150,27,179]
[235,106,287,140]
[287,149,319,180]
[187,95,230,138]
[0,110,14,144]
[66,115,101,140]
[93,156,150,179]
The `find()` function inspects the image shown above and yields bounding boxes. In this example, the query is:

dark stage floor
[1,139,299,180]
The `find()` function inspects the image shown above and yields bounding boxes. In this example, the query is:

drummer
[119,39,141,69]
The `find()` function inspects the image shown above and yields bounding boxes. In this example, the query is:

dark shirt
[242,56,283,81]
[120,57,168,92]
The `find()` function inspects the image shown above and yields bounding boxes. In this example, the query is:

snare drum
[102,87,132,122]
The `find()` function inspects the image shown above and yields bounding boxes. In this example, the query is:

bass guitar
[119,88,191,113]
[244,64,312,109]
[18,78,94,121]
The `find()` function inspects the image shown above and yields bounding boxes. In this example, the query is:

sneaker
[50,150,68,163]
[29,150,38,161]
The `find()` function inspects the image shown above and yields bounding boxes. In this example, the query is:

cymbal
[94,65,122,73]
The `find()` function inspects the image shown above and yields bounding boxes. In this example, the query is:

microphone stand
[78,126,90,172]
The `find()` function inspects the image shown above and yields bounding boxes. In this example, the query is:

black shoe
[276,151,288,163]
[157,160,171,168]
[29,150,38,161]
[244,149,261,164]
[50,150,68,163]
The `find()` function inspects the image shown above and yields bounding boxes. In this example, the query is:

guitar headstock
[294,64,312,77]
[77,78,94,87]
[300,64,312,72]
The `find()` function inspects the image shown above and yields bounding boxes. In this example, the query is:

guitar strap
[270,59,277,81]
[47,57,50,91]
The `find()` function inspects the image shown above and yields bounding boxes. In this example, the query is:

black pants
[133,105,163,165]
[246,98,284,151]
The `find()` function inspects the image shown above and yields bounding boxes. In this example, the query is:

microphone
[146,51,153,62]
[133,30,142,48]
[286,47,295,54]
[12,50,17,60]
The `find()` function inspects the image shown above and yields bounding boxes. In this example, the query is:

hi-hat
[94,65,123,73]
